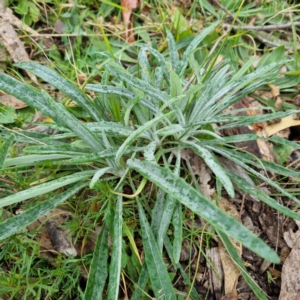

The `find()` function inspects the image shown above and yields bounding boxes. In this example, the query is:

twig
[223,22,300,31]
[212,0,243,24]
[213,0,295,50]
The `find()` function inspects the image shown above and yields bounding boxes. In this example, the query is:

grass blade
[127,158,280,263]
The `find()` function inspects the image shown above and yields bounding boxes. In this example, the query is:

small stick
[223,22,300,31]
[213,0,294,50]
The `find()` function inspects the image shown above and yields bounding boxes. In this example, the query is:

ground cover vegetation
[1,0,300,299]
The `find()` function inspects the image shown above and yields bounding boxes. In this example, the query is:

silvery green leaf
[144,141,157,162]
[115,111,175,165]
[184,142,235,198]
[0,135,13,169]
[156,124,184,137]
[15,62,102,121]
[0,170,96,208]
[84,224,109,300]
[127,158,280,263]
[107,196,123,300]
[0,183,87,240]
[90,167,114,188]
[137,199,176,299]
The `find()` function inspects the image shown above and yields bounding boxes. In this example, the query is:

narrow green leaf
[127,159,280,263]
[0,135,14,169]
[15,62,102,121]
[105,64,169,104]
[172,202,182,263]
[166,29,179,71]
[139,45,169,82]
[138,48,151,83]
[85,85,158,114]
[0,170,96,208]
[41,91,104,152]
[131,263,149,300]
[157,194,177,251]
[0,183,86,240]
[170,71,182,98]
[229,171,300,221]
[87,121,150,139]
[4,154,73,167]
[185,142,235,198]
[84,224,109,300]
[211,146,300,205]
[0,129,51,144]
[269,136,300,151]
[23,145,88,155]
[217,110,298,130]
[68,146,145,164]
[0,72,57,120]
[177,22,219,76]
[90,167,113,189]
[230,56,257,82]
[86,85,135,98]
[204,134,259,145]
[115,111,175,165]
[217,229,268,300]
[137,199,176,299]
[107,196,123,300]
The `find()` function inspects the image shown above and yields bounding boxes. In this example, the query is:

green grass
[1,0,300,299]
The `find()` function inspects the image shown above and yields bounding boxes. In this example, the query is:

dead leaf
[219,246,240,297]
[293,95,300,107]
[206,247,224,300]
[268,83,280,98]
[0,5,39,35]
[179,149,215,198]
[121,0,138,43]
[275,97,283,110]
[0,7,38,83]
[280,224,300,299]
[0,94,28,109]
[218,198,241,297]
[27,208,77,257]
[220,292,238,300]
[229,98,275,162]
[218,156,260,202]
[266,114,300,137]
[224,99,263,158]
